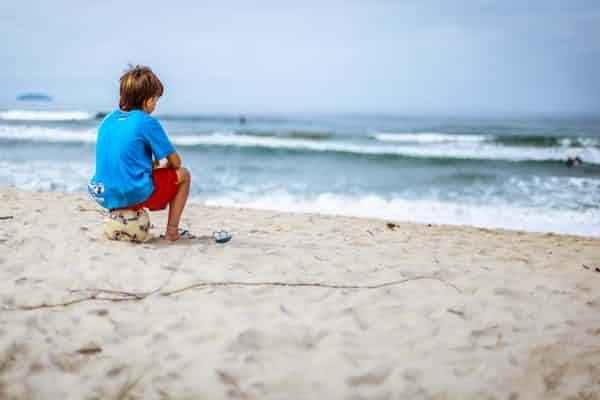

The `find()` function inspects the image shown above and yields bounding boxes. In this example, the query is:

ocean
[0,109,599,237]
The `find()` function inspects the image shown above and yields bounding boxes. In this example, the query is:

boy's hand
[153,159,169,169]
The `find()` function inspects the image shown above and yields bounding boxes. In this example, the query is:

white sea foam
[202,190,600,237]
[372,132,487,143]
[0,126,96,143]
[0,110,95,121]
[559,137,600,147]
[0,160,94,193]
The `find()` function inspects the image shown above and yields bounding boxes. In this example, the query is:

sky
[0,0,599,115]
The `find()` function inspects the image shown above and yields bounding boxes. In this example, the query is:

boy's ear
[142,97,156,113]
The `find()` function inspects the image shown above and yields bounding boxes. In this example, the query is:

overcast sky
[1,0,599,115]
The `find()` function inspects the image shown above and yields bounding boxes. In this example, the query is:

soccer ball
[103,208,151,243]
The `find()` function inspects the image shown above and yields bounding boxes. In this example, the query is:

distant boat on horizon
[16,93,52,102]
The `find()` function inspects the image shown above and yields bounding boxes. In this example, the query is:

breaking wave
[0,110,96,121]
[371,132,486,143]
[171,132,600,164]
[0,126,597,164]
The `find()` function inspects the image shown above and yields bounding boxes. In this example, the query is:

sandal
[213,230,232,243]
[160,227,196,241]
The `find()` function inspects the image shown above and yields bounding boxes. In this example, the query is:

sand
[0,187,599,399]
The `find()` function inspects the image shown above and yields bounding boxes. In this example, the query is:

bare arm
[166,151,181,169]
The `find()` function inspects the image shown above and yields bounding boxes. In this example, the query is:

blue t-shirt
[88,110,175,209]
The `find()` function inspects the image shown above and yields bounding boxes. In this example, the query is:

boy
[88,65,191,241]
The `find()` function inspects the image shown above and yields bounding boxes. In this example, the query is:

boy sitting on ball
[89,65,191,241]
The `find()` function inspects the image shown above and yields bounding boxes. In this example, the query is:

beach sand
[0,188,599,399]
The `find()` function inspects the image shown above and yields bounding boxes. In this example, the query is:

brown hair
[119,65,164,111]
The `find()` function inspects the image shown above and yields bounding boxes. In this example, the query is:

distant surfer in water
[566,156,583,167]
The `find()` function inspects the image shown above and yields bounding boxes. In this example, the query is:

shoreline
[4,186,598,240]
[192,198,599,241]
[1,188,599,399]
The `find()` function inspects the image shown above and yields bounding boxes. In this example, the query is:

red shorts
[131,168,179,211]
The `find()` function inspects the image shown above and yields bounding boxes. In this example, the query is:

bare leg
[165,167,191,241]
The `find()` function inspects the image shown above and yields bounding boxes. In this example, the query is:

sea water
[0,110,598,236]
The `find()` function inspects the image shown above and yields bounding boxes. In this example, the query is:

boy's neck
[119,108,152,115]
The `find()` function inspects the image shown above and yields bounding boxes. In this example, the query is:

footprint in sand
[227,329,262,353]
[347,365,393,386]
